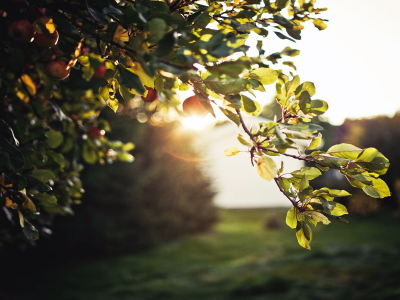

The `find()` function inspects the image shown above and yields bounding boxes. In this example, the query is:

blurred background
[2,0,400,299]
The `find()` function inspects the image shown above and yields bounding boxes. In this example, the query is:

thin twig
[274,178,299,208]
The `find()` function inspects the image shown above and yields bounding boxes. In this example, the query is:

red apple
[142,87,158,102]
[45,61,70,80]
[182,95,209,118]
[33,30,59,48]
[7,20,34,45]
[88,128,104,139]
[94,65,106,79]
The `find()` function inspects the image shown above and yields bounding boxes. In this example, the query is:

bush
[45,120,217,256]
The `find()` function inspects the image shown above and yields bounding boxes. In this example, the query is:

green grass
[11,209,400,300]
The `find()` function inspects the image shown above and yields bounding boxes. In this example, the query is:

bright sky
[179,0,400,207]
[180,0,400,126]
[245,0,400,125]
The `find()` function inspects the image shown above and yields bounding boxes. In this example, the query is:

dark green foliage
[46,121,217,256]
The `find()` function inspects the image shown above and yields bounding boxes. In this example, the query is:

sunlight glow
[181,114,216,131]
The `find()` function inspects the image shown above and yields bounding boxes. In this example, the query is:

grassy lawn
[8,209,400,300]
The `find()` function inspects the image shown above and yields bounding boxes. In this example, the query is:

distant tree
[0,0,390,250]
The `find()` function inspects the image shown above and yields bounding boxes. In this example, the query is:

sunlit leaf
[224,147,240,157]
[246,68,278,85]
[286,207,297,229]
[257,156,278,181]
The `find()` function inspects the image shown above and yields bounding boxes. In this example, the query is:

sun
[181,114,216,131]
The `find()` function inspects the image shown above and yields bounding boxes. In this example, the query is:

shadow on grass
[3,209,400,300]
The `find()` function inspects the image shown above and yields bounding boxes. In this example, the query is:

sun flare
[181,115,216,131]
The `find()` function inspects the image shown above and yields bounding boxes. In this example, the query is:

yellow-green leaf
[19,74,36,96]
[46,130,63,149]
[257,155,278,181]
[286,207,297,229]
[131,63,155,88]
[224,147,240,157]
[246,68,278,85]
[329,201,348,216]
[313,19,327,30]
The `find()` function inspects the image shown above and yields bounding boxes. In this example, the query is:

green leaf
[224,94,242,110]
[363,178,391,198]
[310,152,351,169]
[99,85,109,102]
[246,68,278,85]
[306,211,331,225]
[23,221,39,242]
[146,18,167,43]
[205,77,249,95]
[117,153,134,162]
[237,134,252,147]
[241,95,261,116]
[118,66,145,95]
[179,83,190,91]
[310,100,328,115]
[295,81,316,97]
[0,137,24,171]
[307,133,322,150]
[355,148,390,175]
[46,130,63,149]
[296,221,312,250]
[283,75,300,98]
[83,141,97,164]
[26,175,52,192]
[194,10,211,29]
[274,31,296,43]
[119,85,136,103]
[207,61,246,78]
[276,94,289,108]
[286,207,297,229]
[312,188,351,200]
[324,214,349,223]
[344,171,391,198]
[257,155,278,181]
[299,91,311,114]
[313,19,327,30]
[122,142,135,152]
[291,167,321,180]
[34,192,58,207]
[327,143,361,160]
[88,6,109,24]
[219,107,240,126]
[329,201,348,216]
[31,170,55,183]
[278,177,293,196]
[155,73,164,93]
[47,152,65,171]
[108,99,119,113]
[298,175,310,194]
[224,147,240,157]
[283,123,323,133]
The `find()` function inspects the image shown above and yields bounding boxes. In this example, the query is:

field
[6,209,400,300]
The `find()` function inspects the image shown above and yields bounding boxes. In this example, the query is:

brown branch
[274,178,300,208]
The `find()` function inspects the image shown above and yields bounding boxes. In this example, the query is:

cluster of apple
[7,15,209,119]
[142,88,208,118]
[7,16,70,80]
